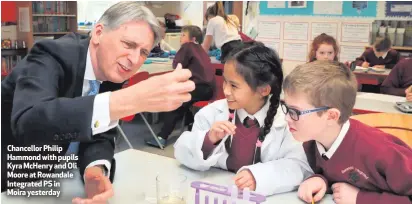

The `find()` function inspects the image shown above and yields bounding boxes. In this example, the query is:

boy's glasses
[280,101,330,121]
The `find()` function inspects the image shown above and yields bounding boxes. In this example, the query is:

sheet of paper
[257,21,281,39]
[18,7,30,32]
[267,1,285,8]
[313,1,343,15]
[282,43,308,61]
[311,22,338,40]
[339,45,364,63]
[341,23,370,43]
[284,22,309,41]
[257,38,280,52]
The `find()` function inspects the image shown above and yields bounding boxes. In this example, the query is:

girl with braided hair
[174,42,312,196]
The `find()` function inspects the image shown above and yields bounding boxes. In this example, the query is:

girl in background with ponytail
[174,42,312,196]
[203,1,242,63]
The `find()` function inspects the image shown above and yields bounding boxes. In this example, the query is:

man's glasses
[280,101,330,121]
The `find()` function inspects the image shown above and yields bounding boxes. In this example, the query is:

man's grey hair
[95,2,162,47]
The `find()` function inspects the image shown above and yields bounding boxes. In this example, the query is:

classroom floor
[115,114,184,158]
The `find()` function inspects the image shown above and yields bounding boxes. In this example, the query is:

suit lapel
[74,35,90,97]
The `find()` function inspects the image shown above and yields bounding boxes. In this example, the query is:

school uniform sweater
[202,116,260,173]
[381,58,412,96]
[355,48,400,69]
[303,119,412,204]
[173,42,215,89]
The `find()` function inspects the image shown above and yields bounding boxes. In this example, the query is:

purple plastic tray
[191,181,266,204]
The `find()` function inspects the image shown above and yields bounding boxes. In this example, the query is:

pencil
[312,198,315,204]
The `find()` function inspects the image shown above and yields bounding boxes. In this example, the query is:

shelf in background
[1,48,28,56]
[33,14,76,17]
[33,32,71,35]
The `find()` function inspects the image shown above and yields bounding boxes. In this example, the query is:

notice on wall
[311,22,338,40]
[257,38,280,52]
[283,43,308,61]
[18,7,30,32]
[267,1,286,8]
[284,22,309,41]
[339,45,365,63]
[313,1,343,15]
[341,23,370,43]
[257,21,281,39]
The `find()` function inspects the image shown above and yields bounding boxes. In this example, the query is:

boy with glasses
[282,60,412,204]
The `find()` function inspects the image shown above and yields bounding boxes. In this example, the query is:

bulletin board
[385,1,412,17]
[259,1,377,17]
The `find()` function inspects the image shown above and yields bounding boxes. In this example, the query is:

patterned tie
[66,80,100,155]
[243,117,259,128]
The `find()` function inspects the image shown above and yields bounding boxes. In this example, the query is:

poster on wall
[311,22,338,40]
[257,21,281,39]
[340,45,364,63]
[284,22,309,41]
[267,1,285,8]
[385,1,412,17]
[283,43,308,61]
[288,1,307,8]
[341,23,370,43]
[18,7,30,32]
[257,39,280,52]
[313,2,342,15]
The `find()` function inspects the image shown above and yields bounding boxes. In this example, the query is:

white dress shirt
[316,120,350,159]
[82,49,119,177]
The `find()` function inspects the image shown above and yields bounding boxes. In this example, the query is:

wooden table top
[351,113,412,146]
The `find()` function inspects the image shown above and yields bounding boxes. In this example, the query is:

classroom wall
[77,1,203,29]
[243,1,412,76]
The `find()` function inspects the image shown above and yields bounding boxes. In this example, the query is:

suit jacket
[1,33,122,191]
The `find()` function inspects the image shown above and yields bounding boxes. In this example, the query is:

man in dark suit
[1,2,195,203]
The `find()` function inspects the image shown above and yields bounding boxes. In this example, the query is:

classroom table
[354,92,408,114]
[139,57,222,75]
[1,149,335,204]
[351,113,412,146]
[352,69,391,85]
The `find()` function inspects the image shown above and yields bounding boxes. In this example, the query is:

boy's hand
[406,86,412,102]
[361,62,370,68]
[208,121,236,144]
[332,182,359,204]
[233,170,256,191]
[298,176,327,203]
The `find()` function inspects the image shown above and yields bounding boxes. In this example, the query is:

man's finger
[166,80,195,94]
[92,178,114,201]
[171,65,192,82]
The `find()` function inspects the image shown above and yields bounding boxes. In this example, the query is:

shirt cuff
[91,92,119,135]
[83,160,111,181]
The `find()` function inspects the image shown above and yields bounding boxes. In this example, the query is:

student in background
[174,42,312,196]
[203,2,242,63]
[151,21,175,53]
[282,61,412,204]
[145,25,216,148]
[308,33,339,62]
[354,36,400,69]
[228,14,254,43]
[381,58,412,101]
